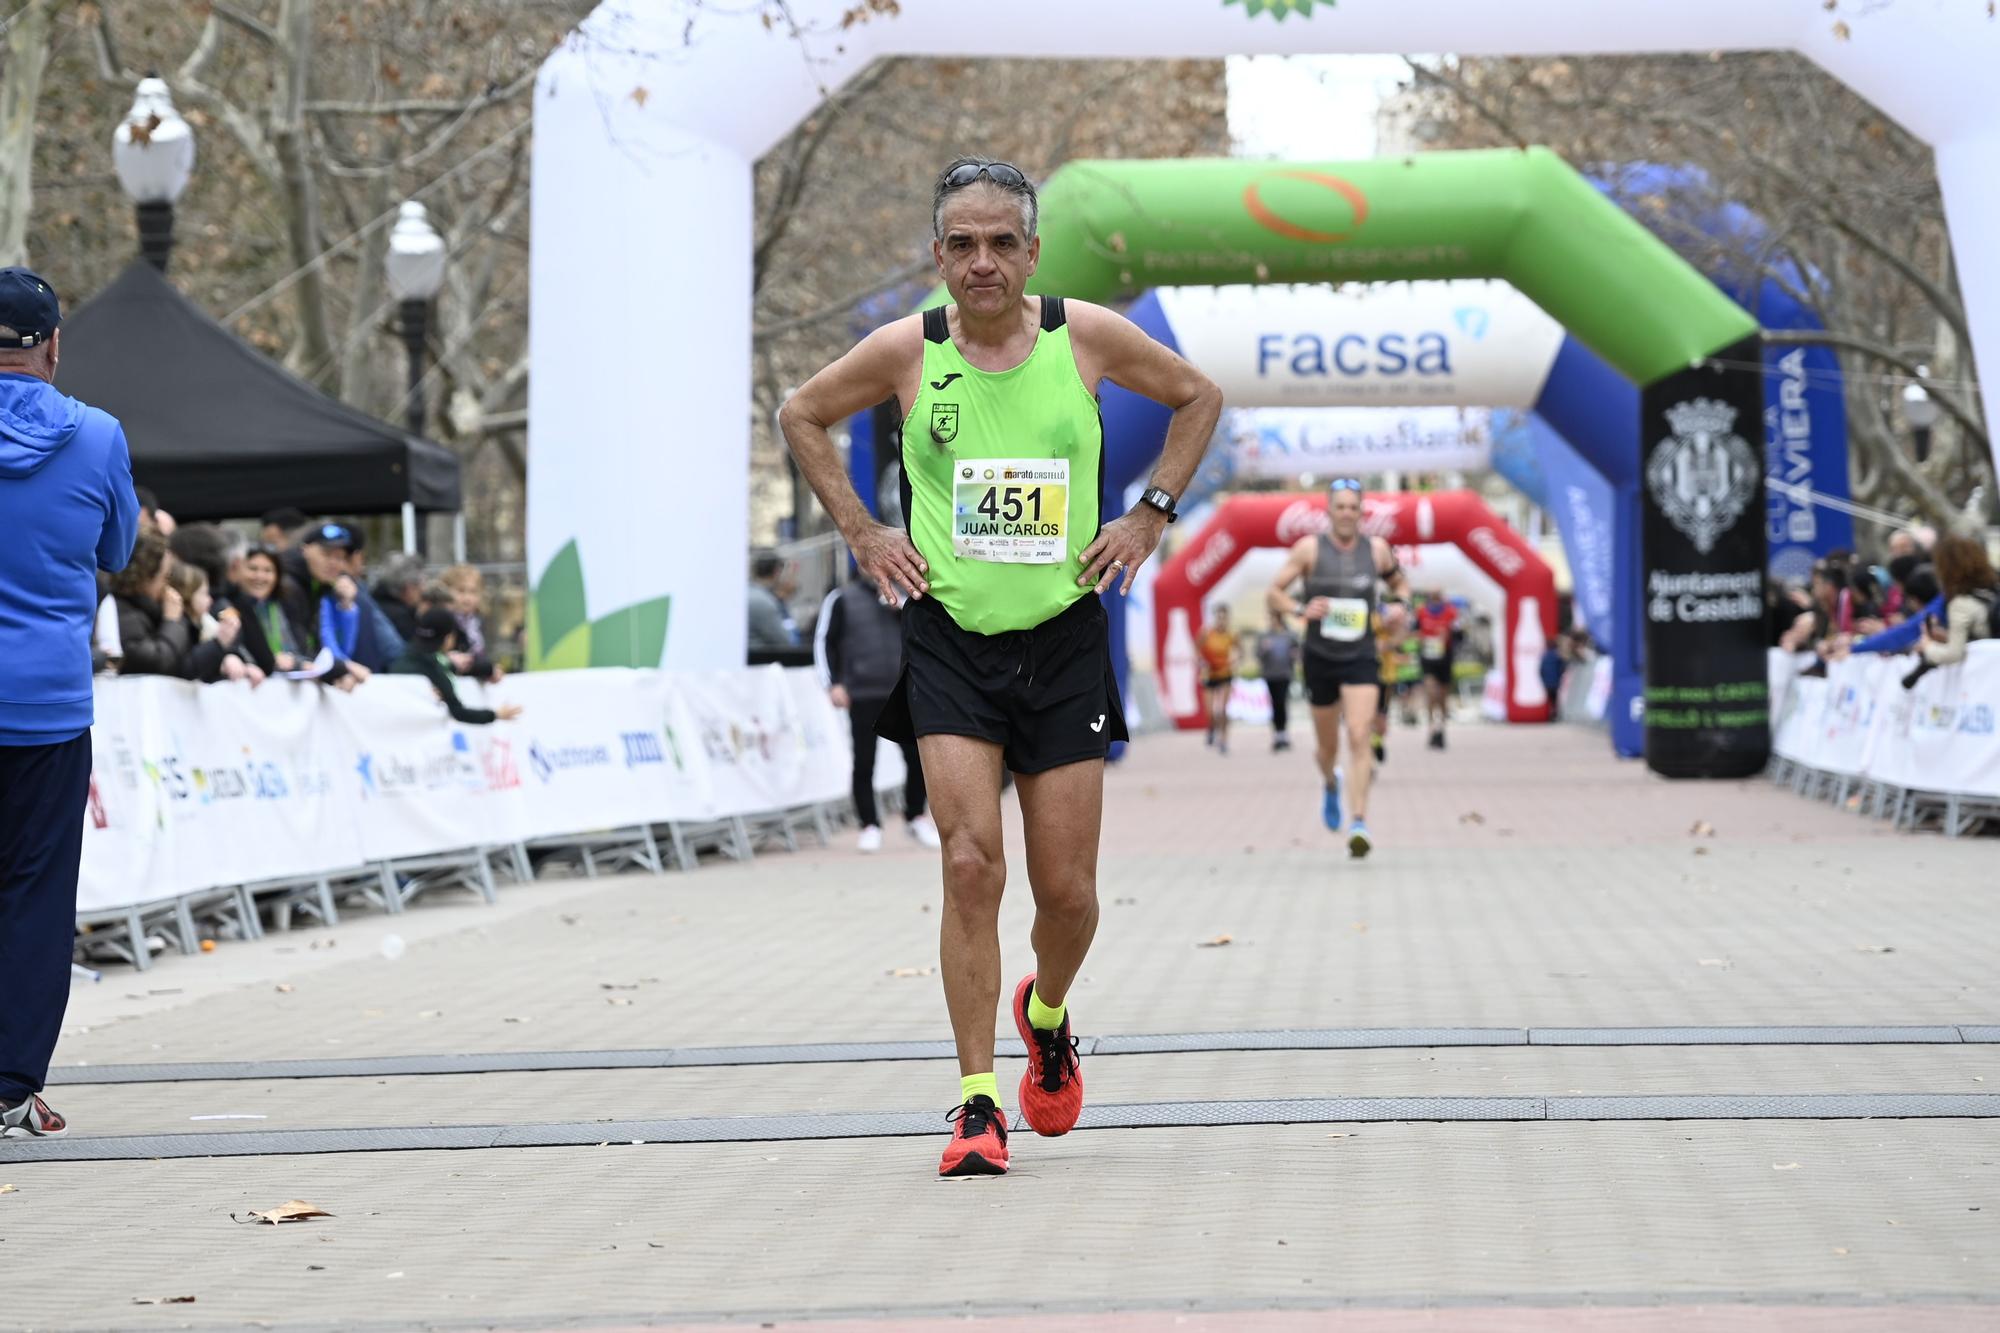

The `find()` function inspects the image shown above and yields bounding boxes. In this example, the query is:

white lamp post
[383,201,446,437]
[111,76,197,273]
[1902,365,1939,464]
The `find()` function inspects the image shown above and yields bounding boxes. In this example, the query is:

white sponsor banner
[1157,281,1564,409]
[78,667,874,915]
[1770,644,2000,797]
[1228,405,1493,477]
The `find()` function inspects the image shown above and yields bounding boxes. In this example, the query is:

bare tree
[1402,51,1991,531]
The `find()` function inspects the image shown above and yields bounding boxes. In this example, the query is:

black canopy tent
[54,260,461,529]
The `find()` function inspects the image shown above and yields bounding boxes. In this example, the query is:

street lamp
[383,200,445,437]
[111,76,196,273]
[1902,365,1939,464]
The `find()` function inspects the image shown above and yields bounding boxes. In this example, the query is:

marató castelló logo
[1646,397,1758,555]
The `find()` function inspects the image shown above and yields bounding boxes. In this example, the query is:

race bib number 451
[953,459,1068,564]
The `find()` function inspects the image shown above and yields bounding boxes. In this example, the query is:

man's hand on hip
[1078,508,1168,596]
[850,522,928,607]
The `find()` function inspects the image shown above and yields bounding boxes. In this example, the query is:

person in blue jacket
[0,268,140,1140]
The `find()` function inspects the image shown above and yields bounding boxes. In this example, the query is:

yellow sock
[1026,984,1067,1032]
[960,1072,1000,1108]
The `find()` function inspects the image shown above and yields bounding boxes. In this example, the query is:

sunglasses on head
[942,161,1028,190]
[1328,479,1363,493]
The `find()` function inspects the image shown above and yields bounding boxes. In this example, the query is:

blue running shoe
[1348,821,1373,859]
[1322,769,1343,831]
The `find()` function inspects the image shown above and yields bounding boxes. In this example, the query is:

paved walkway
[4,719,1996,1331]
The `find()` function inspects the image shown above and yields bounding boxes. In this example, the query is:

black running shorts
[879,593,1128,775]
[1420,651,1456,684]
[1304,654,1381,708]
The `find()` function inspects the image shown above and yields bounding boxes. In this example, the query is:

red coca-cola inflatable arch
[1154,490,1559,727]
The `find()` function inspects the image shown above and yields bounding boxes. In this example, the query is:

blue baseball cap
[0,267,61,349]
[304,521,358,551]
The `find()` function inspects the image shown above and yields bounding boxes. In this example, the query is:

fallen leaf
[1351,922,1368,933]
[1113,897,1138,906]
[559,914,581,926]
[1324,1132,1353,1139]
[1689,820,1716,837]
[1832,19,1851,39]
[629,85,650,108]
[1834,1247,1849,1255]
[1855,945,1896,954]
[235,1200,334,1225]
[607,997,634,1007]
[1773,1162,1802,1170]
[0,1183,16,1194]
[886,966,935,978]
[1458,811,1485,825]
[1692,846,1710,856]
[600,983,639,991]
[306,1264,325,1271]
[274,984,295,994]
[503,1016,532,1024]
[1198,934,1234,948]
[1697,958,1732,969]
[130,1296,196,1305]
[418,1009,444,1019]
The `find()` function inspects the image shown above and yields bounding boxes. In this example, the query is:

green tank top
[901,298,1103,634]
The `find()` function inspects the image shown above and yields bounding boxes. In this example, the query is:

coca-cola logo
[1186,530,1238,587]
[1468,526,1525,577]
[1275,499,1330,543]
[1360,498,1399,539]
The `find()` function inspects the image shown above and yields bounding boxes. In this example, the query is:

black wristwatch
[1138,486,1178,523]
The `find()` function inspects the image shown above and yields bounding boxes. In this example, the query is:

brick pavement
[4,719,1996,1330]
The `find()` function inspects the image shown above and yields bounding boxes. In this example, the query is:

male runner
[1370,598,1406,766]
[1198,603,1238,754]
[779,157,1221,1177]
[1416,589,1458,749]
[1267,479,1409,858]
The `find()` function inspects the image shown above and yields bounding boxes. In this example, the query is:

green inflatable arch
[1022,148,1754,382]
[914,147,1772,778]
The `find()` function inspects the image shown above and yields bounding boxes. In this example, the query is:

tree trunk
[0,0,65,269]
[271,0,339,388]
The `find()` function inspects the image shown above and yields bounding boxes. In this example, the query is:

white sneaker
[908,814,941,849]
[856,825,883,853]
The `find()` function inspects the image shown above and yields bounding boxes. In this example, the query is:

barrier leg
[377,863,405,914]
[475,852,499,905]
[663,823,694,873]
[127,908,150,973]
[581,845,598,878]
[513,842,534,883]
[236,885,264,939]
[730,816,752,861]
[639,826,664,875]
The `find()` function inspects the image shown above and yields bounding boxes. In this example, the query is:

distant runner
[1199,604,1238,755]
[1267,479,1410,858]
[1416,589,1458,750]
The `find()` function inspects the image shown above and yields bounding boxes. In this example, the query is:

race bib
[1318,598,1370,642]
[1421,637,1446,661]
[953,459,1068,564]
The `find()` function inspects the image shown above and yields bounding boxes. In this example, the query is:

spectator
[260,506,308,550]
[1255,609,1299,752]
[167,521,234,593]
[107,530,195,677]
[1838,564,1942,659]
[813,571,936,853]
[439,564,490,657]
[331,527,405,670]
[0,263,141,1142]
[222,544,319,680]
[133,484,175,537]
[391,608,521,725]
[372,552,426,641]
[1918,534,1999,668]
[436,566,502,682]
[286,523,376,686]
[167,562,260,685]
[747,549,800,652]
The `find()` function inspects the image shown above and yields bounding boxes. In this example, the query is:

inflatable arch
[1155,490,1558,725]
[532,0,2000,776]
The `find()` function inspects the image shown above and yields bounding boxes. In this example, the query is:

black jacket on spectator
[389,647,497,724]
[375,584,420,642]
[112,594,194,676]
[815,577,906,700]
[218,587,320,679]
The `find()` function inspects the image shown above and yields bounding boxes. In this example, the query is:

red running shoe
[1013,973,1084,1136]
[0,1093,67,1139]
[938,1095,1008,1177]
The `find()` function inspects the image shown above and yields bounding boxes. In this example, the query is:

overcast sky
[1225,53,1415,160]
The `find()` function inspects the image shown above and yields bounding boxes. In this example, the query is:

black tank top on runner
[1302,534,1379,665]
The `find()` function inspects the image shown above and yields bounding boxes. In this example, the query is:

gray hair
[0,325,52,372]
[931,156,1038,242]
[375,551,425,593]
